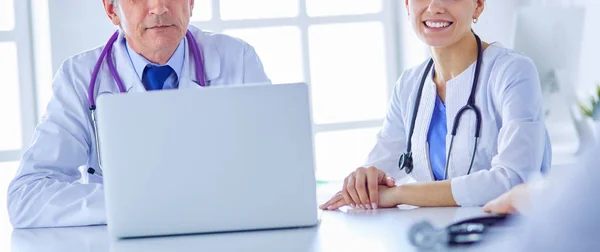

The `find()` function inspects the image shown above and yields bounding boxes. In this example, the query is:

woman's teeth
[425,21,452,28]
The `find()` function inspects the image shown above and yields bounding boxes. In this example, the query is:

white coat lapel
[179,26,221,89]
[445,65,477,179]
[97,30,146,97]
[410,68,436,182]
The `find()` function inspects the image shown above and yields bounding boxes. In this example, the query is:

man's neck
[126,39,177,65]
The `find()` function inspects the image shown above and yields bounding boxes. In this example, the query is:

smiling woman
[321,0,551,211]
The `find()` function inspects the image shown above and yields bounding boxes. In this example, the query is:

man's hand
[319,166,395,210]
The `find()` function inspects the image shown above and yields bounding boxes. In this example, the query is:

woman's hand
[318,186,400,210]
[483,183,530,214]
[319,166,395,210]
[375,185,401,208]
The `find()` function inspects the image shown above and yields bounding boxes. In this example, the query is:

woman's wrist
[393,185,405,206]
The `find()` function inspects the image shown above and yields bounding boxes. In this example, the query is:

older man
[7,0,270,228]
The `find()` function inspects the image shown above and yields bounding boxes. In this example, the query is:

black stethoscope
[409,214,511,248]
[398,32,483,180]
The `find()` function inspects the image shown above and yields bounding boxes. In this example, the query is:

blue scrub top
[427,95,447,181]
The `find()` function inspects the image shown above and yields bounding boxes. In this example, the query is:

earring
[473,18,478,24]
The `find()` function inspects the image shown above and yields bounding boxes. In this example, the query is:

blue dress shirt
[124,38,186,90]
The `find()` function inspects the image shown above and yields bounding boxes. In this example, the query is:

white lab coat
[7,25,271,228]
[364,43,551,207]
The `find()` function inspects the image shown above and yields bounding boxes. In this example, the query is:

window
[191,0,212,21]
[0,0,36,163]
[0,162,18,248]
[0,0,36,234]
[224,26,304,84]
[0,42,22,152]
[0,0,15,31]
[191,0,404,181]
[308,22,388,124]
[315,128,380,181]
[220,0,299,20]
[306,0,382,17]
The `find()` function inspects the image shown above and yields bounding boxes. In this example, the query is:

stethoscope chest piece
[409,214,511,249]
[398,152,414,174]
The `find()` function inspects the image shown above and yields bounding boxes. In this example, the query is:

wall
[474,0,523,47]
[573,0,600,93]
[507,0,599,93]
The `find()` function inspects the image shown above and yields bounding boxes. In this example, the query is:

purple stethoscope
[87,29,207,175]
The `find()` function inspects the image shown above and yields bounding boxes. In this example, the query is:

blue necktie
[143,65,174,91]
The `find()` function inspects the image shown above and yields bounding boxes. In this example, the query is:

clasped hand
[319,167,399,210]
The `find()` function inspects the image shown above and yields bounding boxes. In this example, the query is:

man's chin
[144,32,184,47]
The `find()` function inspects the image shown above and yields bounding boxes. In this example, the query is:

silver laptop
[96,83,318,238]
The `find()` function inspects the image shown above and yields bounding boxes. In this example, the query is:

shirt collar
[124,38,186,84]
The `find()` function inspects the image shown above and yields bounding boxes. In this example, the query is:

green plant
[579,82,600,118]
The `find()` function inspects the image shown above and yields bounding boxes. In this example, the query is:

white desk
[9,206,517,252]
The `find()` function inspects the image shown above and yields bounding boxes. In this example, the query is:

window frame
[189,0,405,181]
[0,0,36,163]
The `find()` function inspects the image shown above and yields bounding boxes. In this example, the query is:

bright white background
[0,0,598,245]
